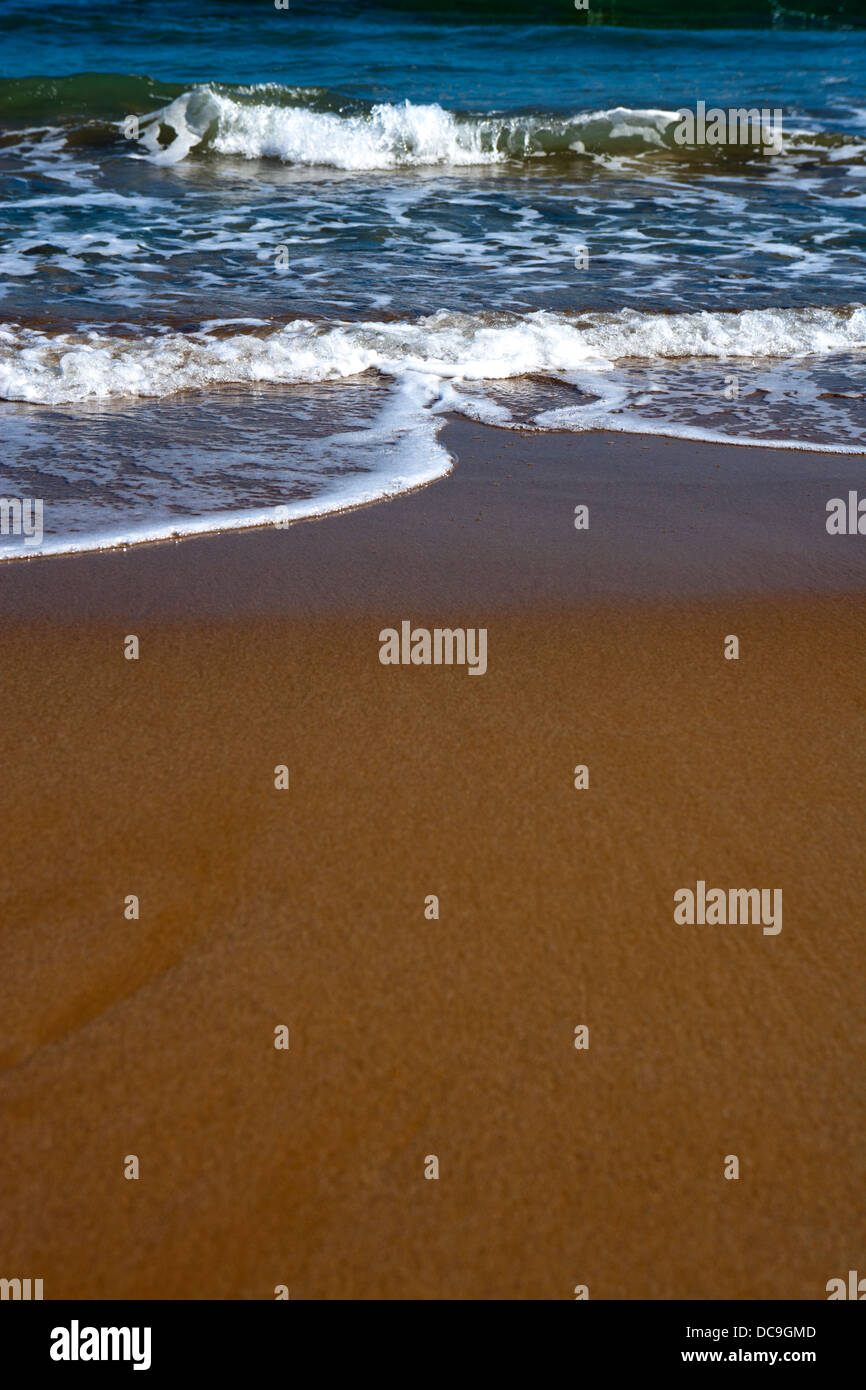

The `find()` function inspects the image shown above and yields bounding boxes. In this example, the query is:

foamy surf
[2,303,864,562]
[3,306,866,405]
[132,87,823,169]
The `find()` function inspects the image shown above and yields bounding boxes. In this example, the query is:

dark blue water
[1,1,863,107]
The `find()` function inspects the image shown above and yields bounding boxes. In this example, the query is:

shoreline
[2,415,866,569]
[2,422,865,617]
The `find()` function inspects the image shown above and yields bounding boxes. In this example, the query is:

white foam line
[531,411,866,454]
[0,459,453,562]
[0,371,456,562]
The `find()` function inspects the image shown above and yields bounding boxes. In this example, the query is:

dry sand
[0,422,863,1299]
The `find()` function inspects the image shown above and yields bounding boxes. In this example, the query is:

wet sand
[0,422,864,1299]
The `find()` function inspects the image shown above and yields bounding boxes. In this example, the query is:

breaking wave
[3,77,862,168]
[3,305,865,404]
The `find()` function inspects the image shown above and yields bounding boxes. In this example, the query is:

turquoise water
[1,1,864,557]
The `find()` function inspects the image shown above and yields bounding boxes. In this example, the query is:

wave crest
[2,305,865,404]
[134,87,834,168]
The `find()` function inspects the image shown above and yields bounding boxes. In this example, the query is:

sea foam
[134,88,768,168]
[2,306,864,404]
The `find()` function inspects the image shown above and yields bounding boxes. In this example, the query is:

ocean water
[1,0,865,558]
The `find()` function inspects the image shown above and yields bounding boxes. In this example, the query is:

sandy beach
[1,422,863,1299]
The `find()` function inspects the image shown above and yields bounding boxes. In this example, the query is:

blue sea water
[1,0,864,557]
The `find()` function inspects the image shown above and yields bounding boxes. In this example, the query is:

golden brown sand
[0,423,863,1299]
